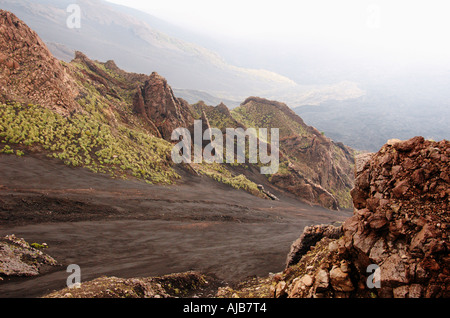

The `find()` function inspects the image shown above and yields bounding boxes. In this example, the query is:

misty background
[1,0,449,151]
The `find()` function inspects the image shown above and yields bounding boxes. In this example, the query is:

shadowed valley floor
[0,154,351,297]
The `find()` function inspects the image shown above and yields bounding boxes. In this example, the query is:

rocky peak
[133,72,193,140]
[241,96,287,110]
[215,102,231,116]
[104,59,120,72]
[241,96,308,126]
[0,10,80,116]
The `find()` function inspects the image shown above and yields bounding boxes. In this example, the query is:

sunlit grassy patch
[0,102,178,184]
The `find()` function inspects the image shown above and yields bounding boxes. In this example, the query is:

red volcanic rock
[393,136,425,152]
[343,137,450,297]
[0,10,80,115]
[284,137,449,298]
[133,72,193,140]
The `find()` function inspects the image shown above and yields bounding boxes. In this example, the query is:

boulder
[330,266,354,292]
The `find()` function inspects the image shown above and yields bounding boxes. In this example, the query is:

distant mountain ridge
[0,0,295,98]
[294,86,450,152]
[0,0,364,106]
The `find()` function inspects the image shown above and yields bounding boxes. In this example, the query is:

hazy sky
[105,0,450,65]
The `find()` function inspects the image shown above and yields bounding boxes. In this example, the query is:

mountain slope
[0,10,177,184]
[0,9,355,209]
[232,97,355,209]
[0,10,179,184]
[192,97,356,209]
[0,9,268,199]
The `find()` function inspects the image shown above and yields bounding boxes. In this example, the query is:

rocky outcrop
[265,136,449,298]
[342,136,449,298]
[0,10,80,116]
[257,184,279,201]
[0,234,59,278]
[270,165,341,210]
[43,272,215,298]
[286,224,343,268]
[133,72,194,140]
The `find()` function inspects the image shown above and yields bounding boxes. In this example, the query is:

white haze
[105,0,450,70]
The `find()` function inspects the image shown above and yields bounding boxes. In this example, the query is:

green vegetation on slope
[191,162,265,198]
[232,98,308,139]
[192,102,240,131]
[0,102,178,184]
[0,57,264,197]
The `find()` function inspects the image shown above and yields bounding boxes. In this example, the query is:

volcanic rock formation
[133,72,194,140]
[269,136,449,298]
[0,10,80,116]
